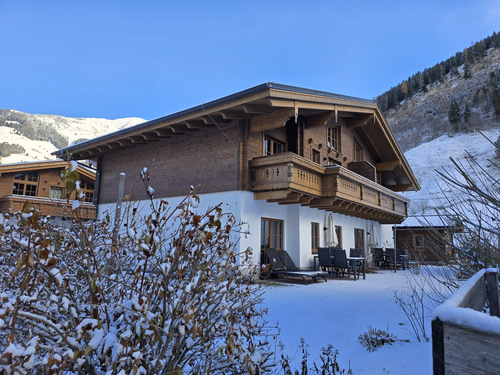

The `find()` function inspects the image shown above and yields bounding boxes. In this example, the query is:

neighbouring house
[394,215,462,263]
[0,160,96,221]
[52,83,420,270]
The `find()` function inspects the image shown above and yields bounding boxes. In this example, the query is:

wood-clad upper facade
[0,160,96,219]
[53,83,420,224]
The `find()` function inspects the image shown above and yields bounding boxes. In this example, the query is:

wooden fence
[432,269,500,375]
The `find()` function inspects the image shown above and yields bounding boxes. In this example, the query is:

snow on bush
[0,164,274,374]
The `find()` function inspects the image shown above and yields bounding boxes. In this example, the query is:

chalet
[52,83,420,269]
[395,215,462,263]
[0,160,96,221]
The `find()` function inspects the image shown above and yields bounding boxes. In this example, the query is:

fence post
[111,173,126,248]
[486,270,500,318]
[431,318,445,375]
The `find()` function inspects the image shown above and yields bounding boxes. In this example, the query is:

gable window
[50,187,64,200]
[261,218,283,251]
[311,222,319,253]
[354,228,364,250]
[264,136,285,156]
[312,149,320,163]
[12,172,38,196]
[354,140,363,162]
[334,226,342,249]
[328,126,341,152]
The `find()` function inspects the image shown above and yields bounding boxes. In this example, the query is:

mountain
[380,32,500,152]
[0,110,146,164]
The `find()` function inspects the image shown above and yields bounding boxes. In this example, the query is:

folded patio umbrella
[326,213,338,248]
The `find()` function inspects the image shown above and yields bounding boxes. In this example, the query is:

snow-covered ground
[261,269,433,374]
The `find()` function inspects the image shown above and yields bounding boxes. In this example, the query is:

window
[50,187,64,200]
[414,234,424,248]
[328,126,341,152]
[335,226,342,249]
[264,136,285,156]
[12,172,38,196]
[354,140,363,162]
[261,218,283,251]
[354,228,364,249]
[312,149,320,163]
[80,180,95,203]
[311,222,319,253]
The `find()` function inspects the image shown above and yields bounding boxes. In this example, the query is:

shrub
[0,165,273,374]
[358,326,409,352]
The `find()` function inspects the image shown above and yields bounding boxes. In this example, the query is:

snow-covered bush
[357,326,408,352]
[0,165,274,374]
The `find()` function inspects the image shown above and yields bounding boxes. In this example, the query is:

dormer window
[264,136,285,156]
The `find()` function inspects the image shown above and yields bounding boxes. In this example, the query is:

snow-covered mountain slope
[0,110,146,164]
[403,128,500,214]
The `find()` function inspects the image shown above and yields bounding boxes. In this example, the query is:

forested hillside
[378,32,500,152]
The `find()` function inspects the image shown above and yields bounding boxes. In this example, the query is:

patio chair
[318,247,335,278]
[372,248,384,268]
[332,249,356,280]
[385,248,407,270]
[349,248,364,275]
[264,248,328,285]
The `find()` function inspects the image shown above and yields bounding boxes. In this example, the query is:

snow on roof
[397,215,459,228]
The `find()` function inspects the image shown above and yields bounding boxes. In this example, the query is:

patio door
[261,218,283,251]
[354,228,364,251]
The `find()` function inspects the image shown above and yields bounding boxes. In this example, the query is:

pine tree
[463,103,471,124]
[463,62,472,79]
[449,99,461,130]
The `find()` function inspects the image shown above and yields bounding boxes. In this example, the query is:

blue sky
[1,0,499,120]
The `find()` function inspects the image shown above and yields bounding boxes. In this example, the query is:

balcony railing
[249,152,408,223]
[0,195,96,219]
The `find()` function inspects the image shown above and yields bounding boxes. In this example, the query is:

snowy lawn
[261,269,433,374]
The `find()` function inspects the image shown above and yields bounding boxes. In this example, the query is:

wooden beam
[142,132,160,141]
[268,192,303,203]
[389,184,414,192]
[279,195,315,205]
[268,99,375,114]
[242,104,272,114]
[169,124,196,132]
[308,197,336,208]
[183,120,211,129]
[345,114,375,129]
[117,139,136,147]
[220,110,249,120]
[154,128,174,137]
[249,108,294,133]
[129,136,146,144]
[105,142,125,150]
[254,190,291,201]
[375,161,400,171]
[305,110,336,129]
[202,116,230,125]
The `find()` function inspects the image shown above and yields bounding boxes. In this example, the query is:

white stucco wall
[98,190,392,270]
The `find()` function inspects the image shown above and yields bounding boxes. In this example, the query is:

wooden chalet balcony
[0,195,96,220]
[249,152,408,224]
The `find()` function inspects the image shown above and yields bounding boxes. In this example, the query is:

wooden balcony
[249,152,408,224]
[0,195,96,220]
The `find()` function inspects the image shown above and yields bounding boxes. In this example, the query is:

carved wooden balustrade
[250,152,408,223]
[0,196,96,219]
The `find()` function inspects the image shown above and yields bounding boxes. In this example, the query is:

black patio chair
[349,248,363,257]
[385,248,407,270]
[318,247,335,278]
[349,248,364,275]
[372,248,384,268]
[264,248,327,285]
[332,249,356,280]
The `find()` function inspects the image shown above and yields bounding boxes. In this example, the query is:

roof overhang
[52,82,420,192]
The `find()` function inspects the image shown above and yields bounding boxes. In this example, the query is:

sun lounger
[265,248,328,285]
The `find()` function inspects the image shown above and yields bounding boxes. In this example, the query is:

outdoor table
[347,257,366,280]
